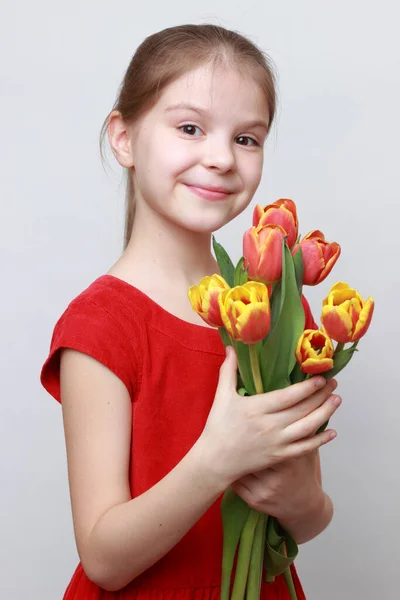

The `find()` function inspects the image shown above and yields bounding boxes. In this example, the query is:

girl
[40,24,340,600]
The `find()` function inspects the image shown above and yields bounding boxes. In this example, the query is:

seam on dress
[146,322,225,355]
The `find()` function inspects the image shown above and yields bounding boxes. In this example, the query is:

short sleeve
[40,296,140,404]
[301,294,319,330]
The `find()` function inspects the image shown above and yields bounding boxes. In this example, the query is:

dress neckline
[98,274,225,354]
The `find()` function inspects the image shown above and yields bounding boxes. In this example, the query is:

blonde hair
[100,24,278,250]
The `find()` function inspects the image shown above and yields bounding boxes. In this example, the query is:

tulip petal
[243,227,261,279]
[257,227,285,284]
[352,297,375,341]
[302,230,325,242]
[316,243,341,285]
[258,209,297,249]
[301,357,334,374]
[321,305,353,343]
[237,303,271,344]
[301,241,325,285]
[252,204,264,227]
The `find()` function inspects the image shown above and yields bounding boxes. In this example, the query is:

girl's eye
[178,123,260,146]
[236,135,259,147]
[179,124,202,136]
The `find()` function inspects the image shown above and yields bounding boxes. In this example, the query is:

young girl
[40,24,340,600]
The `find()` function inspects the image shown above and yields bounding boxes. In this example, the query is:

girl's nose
[201,138,236,172]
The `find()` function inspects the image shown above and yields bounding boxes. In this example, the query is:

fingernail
[332,395,342,407]
[314,377,326,388]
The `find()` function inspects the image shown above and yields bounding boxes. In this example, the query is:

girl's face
[128,61,270,233]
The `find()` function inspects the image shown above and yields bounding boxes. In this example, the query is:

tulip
[252,198,298,249]
[188,274,230,328]
[292,230,341,286]
[218,281,270,344]
[296,329,334,374]
[243,224,286,285]
[321,282,374,343]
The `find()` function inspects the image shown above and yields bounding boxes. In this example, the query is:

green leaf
[218,327,233,348]
[315,342,359,434]
[220,488,251,600]
[321,342,359,380]
[260,242,305,392]
[292,247,304,295]
[290,361,306,384]
[212,235,235,287]
[234,256,249,286]
[268,279,284,334]
[264,517,298,580]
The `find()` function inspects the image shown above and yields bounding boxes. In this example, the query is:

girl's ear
[107,110,135,168]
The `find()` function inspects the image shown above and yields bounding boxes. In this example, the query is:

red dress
[41,274,316,600]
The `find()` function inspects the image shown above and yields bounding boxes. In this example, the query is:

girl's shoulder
[40,274,147,404]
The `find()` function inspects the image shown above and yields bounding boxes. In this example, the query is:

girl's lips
[185,184,231,201]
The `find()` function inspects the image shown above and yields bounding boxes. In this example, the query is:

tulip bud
[218,281,271,344]
[188,274,230,328]
[243,224,286,285]
[292,230,340,286]
[321,282,374,343]
[252,198,298,249]
[295,329,334,374]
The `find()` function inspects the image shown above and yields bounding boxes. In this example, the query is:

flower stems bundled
[188,199,374,600]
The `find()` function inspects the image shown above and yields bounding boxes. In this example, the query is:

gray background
[1,1,398,598]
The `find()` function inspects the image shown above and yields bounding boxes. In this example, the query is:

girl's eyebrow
[164,102,269,131]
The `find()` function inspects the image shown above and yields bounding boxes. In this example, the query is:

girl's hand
[230,450,324,522]
[199,346,341,487]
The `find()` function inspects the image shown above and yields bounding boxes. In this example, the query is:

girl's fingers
[275,379,338,428]
[257,377,335,414]
[283,394,342,444]
[283,427,337,460]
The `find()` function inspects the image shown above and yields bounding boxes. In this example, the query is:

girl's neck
[110,211,221,292]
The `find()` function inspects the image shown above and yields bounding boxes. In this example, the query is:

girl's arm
[60,349,226,593]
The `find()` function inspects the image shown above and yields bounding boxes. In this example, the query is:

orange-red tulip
[296,329,334,374]
[321,282,374,343]
[252,198,299,249]
[243,224,286,284]
[218,281,271,344]
[293,230,341,286]
[188,274,230,328]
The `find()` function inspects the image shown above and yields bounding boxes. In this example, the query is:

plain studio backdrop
[1,1,398,599]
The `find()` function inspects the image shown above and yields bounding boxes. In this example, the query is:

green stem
[231,510,259,600]
[283,567,298,600]
[282,543,298,600]
[246,513,267,600]
[334,342,345,355]
[249,344,263,394]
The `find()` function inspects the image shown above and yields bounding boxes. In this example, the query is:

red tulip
[293,230,341,286]
[243,224,286,285]
[252,198,299,249]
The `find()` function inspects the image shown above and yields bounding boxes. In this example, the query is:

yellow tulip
[188,274,230,328]
[218,281,270,343]
[296,329,334,374]
[321,282,375,343]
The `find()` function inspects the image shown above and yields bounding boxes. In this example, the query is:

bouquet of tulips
[188,199,374,600]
